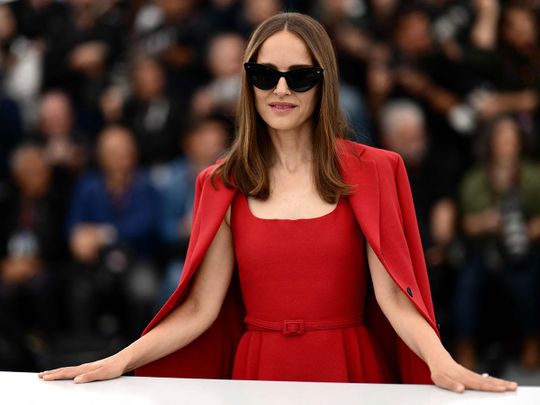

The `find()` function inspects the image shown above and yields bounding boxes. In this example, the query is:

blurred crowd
[1,0,540,378]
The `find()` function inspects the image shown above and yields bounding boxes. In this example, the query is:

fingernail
[74,376,82,383]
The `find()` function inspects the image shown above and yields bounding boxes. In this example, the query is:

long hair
[210,12,352,202]
[475,114,528,164]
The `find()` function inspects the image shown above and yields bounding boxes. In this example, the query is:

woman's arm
[39,208,235,383]
[366,242,517,393]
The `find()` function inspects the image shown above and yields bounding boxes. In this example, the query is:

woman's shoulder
[197,163,219,180]
[195,160,232,191]
[336,138,402,170]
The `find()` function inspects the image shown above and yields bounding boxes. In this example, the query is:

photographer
[454,114,540,371]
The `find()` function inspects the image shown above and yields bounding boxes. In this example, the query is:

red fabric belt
[244,314,364,336]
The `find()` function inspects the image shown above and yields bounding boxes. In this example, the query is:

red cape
[136,139,439,384]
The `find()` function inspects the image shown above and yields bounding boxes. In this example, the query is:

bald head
[39,91,73,137]
[97,126,138,175]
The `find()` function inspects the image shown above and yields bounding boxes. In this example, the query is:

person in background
[131,0,205,100]
[0,3,42,130]
[379,98,462,337]
[151,115,231,310]
[121,56,187,165]
[366,4,478,167]
[468,3,540,129]
[0,143,67,370]
[191,32,245,118]
[234,0,283,38]
[0,77,23,185]
[306,0,372,143]
[39,0,129,135]
[379,99,460,243]
[32,90,88,179]
[455,114,540,371]
[66,126,159,341]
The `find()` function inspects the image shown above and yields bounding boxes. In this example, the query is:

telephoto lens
[499,190,529,261]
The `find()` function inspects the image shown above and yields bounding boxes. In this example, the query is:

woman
[455,114,540,370]
[39,13,516,393]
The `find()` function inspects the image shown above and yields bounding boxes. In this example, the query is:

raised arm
[39,207,235,383]
[366,242,517,393]
[470,0,500,50]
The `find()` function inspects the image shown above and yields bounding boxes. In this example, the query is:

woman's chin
[264,118,308,133]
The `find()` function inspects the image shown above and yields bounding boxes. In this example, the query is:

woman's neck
[268,124,314,174]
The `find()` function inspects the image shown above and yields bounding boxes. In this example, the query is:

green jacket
[460,160,540,219]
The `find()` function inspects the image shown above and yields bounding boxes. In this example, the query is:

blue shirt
[67,169,159,259]
[150,157,195,246]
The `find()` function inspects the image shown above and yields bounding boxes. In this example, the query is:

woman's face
[253,30,319,134]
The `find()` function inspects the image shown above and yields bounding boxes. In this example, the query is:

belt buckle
[283,320,305,336]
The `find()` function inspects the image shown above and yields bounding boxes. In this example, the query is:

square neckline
[242,193,341,221]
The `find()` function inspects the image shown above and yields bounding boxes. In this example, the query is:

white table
[1,371,539,405]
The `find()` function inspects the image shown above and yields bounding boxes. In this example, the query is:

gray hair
[379,99,425,136]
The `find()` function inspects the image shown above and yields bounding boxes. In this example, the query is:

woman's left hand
[429,352,518,393]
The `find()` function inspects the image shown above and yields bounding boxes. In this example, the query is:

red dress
[230,192,392,383]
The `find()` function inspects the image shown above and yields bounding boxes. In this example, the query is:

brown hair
[210,12,352,202]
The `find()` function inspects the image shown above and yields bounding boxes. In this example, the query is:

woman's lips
[269,102,297,113]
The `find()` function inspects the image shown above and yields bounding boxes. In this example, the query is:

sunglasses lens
[246,65,278,90]
[244,63,323,92]
[286,68,321,92]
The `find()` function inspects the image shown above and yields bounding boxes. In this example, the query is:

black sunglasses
[244,62,324,92]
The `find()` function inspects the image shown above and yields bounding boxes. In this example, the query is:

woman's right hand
[38,352,129,384]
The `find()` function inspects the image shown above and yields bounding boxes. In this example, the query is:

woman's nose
[273,76,291,96]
